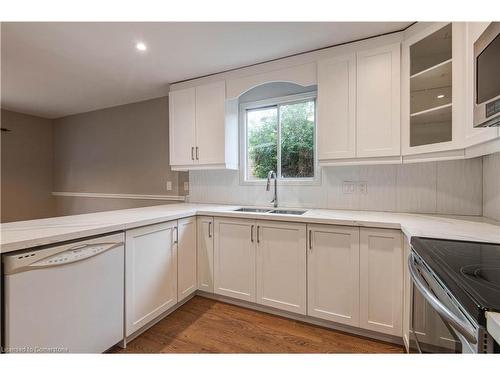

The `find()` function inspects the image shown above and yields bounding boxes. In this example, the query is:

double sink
[234,207,307,215]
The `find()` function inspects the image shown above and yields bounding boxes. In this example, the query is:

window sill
[239,174,322,187]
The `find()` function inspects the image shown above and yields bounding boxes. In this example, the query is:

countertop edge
[1,205,499,253]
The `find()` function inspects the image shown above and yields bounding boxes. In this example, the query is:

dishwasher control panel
[2,232,124,275]
[32,244,115,267]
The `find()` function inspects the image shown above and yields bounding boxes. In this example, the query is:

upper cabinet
[317,42,401,165]
[356,43,401,158]
[317,53,356,160]
[402,23,467,157]
[169,80,238,170]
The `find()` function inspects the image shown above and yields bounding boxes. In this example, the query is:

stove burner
[461,265,500,291]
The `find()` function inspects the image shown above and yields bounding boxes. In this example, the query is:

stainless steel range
[408,237,500,353]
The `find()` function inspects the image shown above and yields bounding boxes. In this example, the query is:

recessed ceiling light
[136,42,147,52]
[437,94,445,99]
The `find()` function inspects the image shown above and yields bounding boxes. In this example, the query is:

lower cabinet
[214,217,256,302]
[125,221,178,337]
[307,224,360,326]
[197,216,214,293]
[402,237,411,351]
[256,221,307,314]
[359,227,403,336]
[177,217,197,302]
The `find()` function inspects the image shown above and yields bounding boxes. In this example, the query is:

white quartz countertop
[1,203,499,253]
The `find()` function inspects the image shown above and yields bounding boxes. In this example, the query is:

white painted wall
[188,158,483,216]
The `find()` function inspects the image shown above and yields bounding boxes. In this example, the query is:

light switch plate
[184,182,189,191]
[166,181,172,191]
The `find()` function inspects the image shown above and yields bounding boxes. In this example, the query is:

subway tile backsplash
[189,157,485,216]
[483,151,500,221]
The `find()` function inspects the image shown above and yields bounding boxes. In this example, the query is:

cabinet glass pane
[410,24,452,76]
[410,105,452,147]
[410,59,452,114]
[409,24,453,148]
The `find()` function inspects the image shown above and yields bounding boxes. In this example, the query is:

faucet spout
[266,170,278,208]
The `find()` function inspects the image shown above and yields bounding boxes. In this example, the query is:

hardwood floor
[112,296,405,354]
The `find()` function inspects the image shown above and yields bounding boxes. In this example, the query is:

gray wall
[1,109,56,222]
[1,96,188,220]
[53,96,188,216]
[483,151,500,221]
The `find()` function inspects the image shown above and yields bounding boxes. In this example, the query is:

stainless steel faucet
[266,170,278,208]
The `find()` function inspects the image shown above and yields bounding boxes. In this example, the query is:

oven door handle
[408,253,477,345]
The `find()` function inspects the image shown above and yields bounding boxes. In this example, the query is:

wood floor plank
[112,296,405,354]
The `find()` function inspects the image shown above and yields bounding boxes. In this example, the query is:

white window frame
[239,91,320,186]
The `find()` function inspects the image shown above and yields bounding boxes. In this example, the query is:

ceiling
[1,22,412,119]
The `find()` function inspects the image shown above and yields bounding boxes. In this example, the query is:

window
[240,92,317,183]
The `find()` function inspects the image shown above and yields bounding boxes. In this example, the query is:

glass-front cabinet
[402,22,466,156]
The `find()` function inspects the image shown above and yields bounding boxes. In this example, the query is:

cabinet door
[177,217,197,302]
[214,218,256,302]
[256,221,306,314]
[197,216,214,293]
[195,81,227,165]
[169,87,196,166]
[125,221,178,337]
[402,237,411,351]
[357,43,401,157]
[307,224,360,326]
[359,228,403,336]
[317,54,356,160]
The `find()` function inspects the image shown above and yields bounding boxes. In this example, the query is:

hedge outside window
[243,94,316,182]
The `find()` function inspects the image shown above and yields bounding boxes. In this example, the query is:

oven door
[408,251,479,353]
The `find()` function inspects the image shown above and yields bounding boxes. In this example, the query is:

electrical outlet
[166,181,172,191]
[358,181,368,194]
[342,181,356,194]
[184,182,189,192]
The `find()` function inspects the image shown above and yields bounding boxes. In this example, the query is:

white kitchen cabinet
[356,43,401,158]
[214,217,256,302]
[177,216,197,302]
[307,224,360,326]
[197,216,214,293]
[195,81,229,165]
[169,80,238,171]
[402,23,467,157]
[359,227,403,336]
[402,236,411,351]
[125,221,178,337]
[256,221,307,314]
[169,87,196,166]
[317,53,356,161]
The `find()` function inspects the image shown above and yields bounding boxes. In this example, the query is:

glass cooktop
[411,237,500,326]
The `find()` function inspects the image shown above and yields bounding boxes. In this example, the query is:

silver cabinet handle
[173,226,178,244]
[196,146,199,160]
[208,221,212,238]
[250,225,254,242]
[309,230,313,249]
[257,226,260,243]
[191,147,194,161]
[408,253,477,344]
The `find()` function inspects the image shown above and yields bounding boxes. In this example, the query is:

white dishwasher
[2,232,125,353]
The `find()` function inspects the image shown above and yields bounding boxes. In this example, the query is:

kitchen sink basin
[234,208,272,213]
[268,209,307,215]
